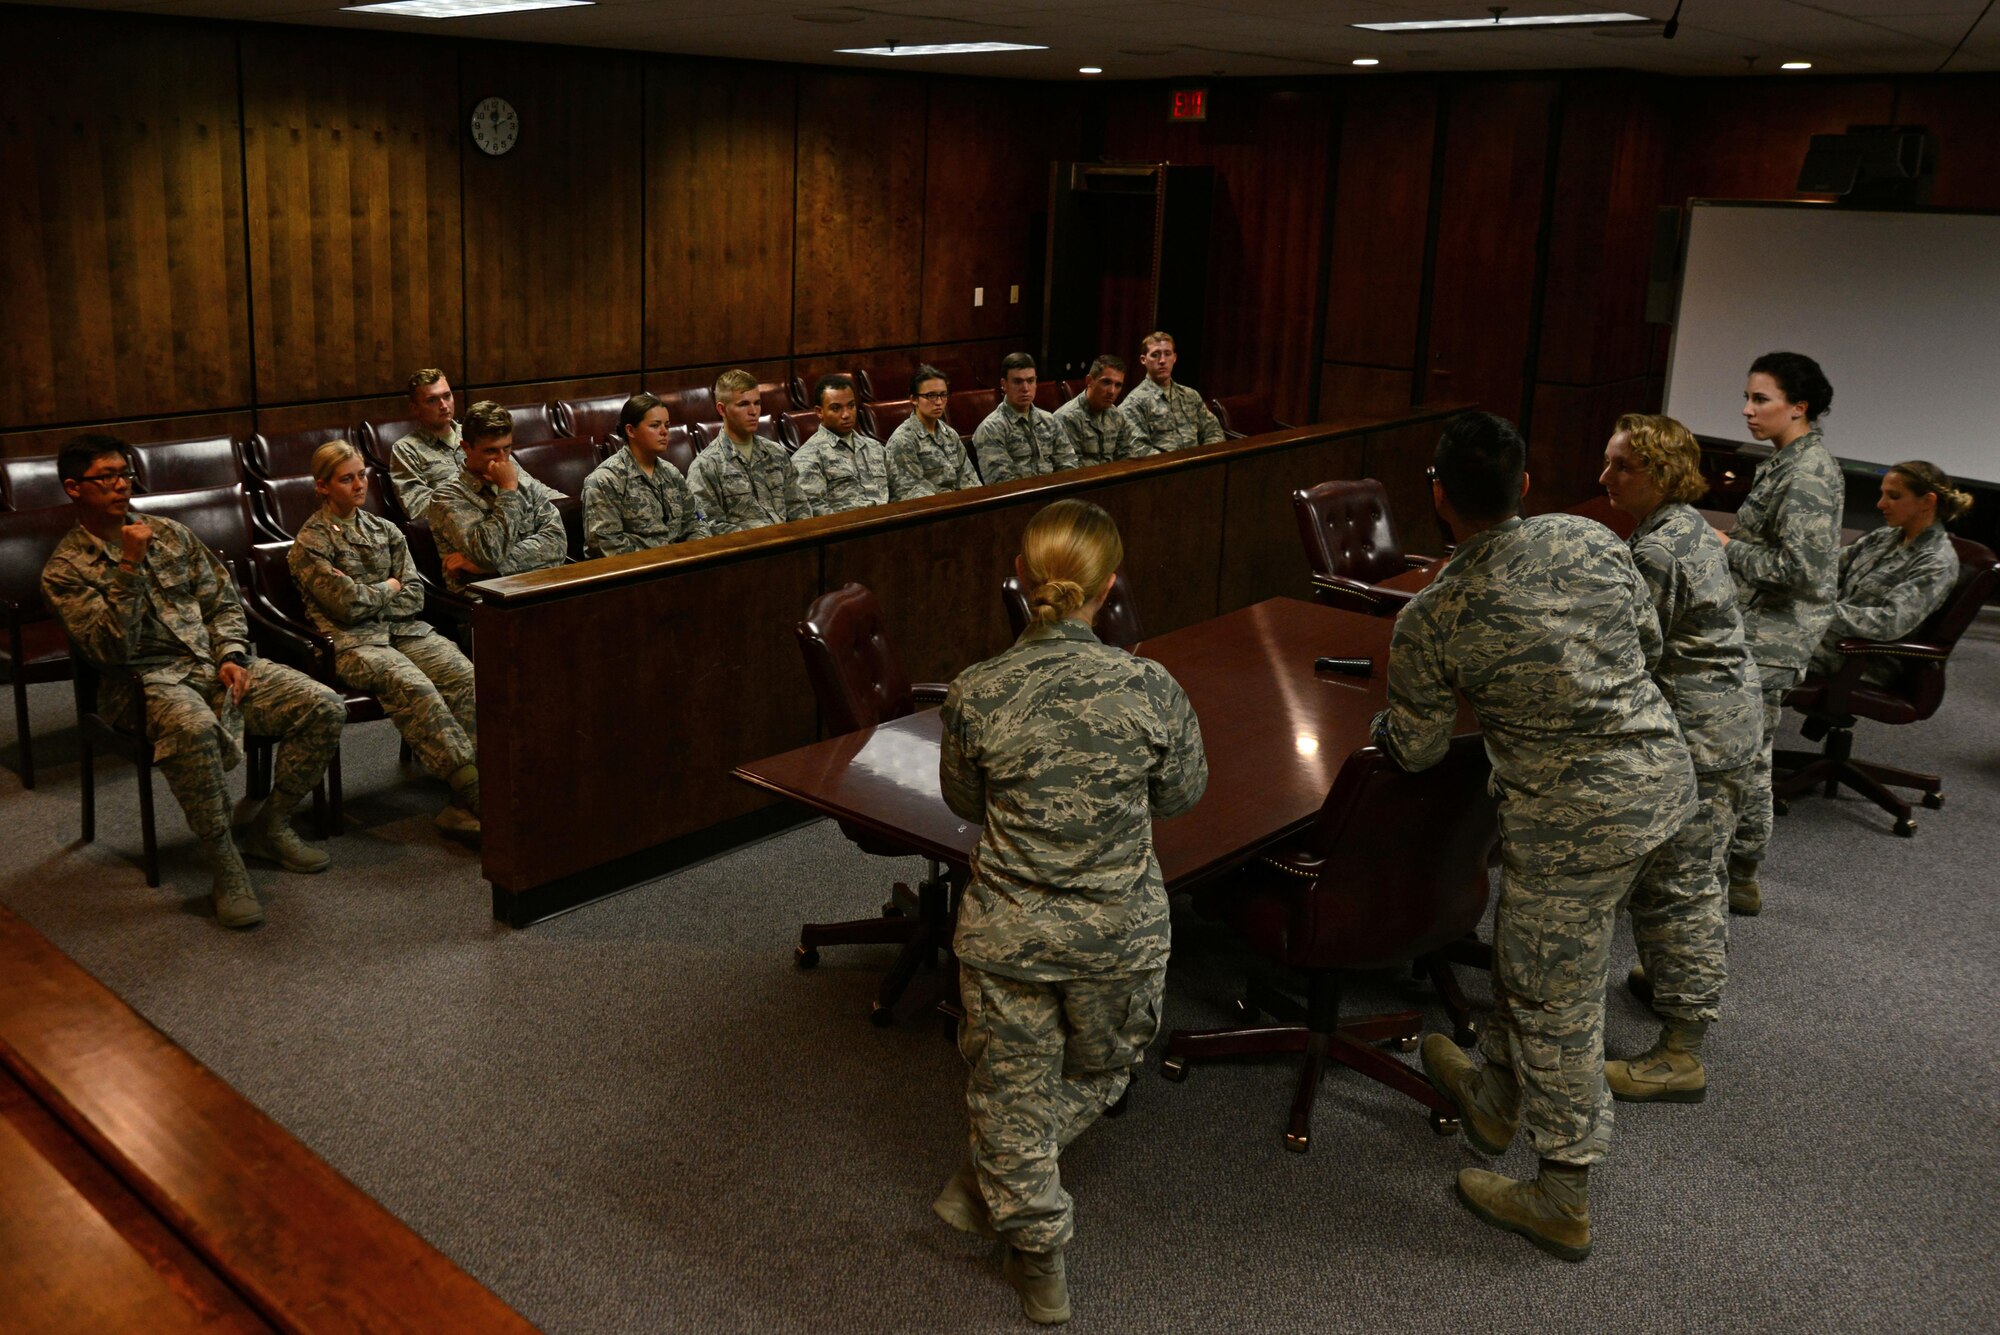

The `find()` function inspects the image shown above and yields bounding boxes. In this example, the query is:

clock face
[470,96,519,157]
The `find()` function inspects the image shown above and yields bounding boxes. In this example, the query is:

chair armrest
[244,600,333,679]
[911,683,951,707]
[1403,553,1438,570]
[1834,636,1947,661]
[1254,846,1329,883]
[1310,574,1415,614]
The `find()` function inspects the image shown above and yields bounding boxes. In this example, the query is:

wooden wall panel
[1319,365,1414,420]
[462,44,642,384]
[0,411,255,462]
[1891,75,2000,209]
[1323,79,1437,370]
[0,12,249,428]
[1361,418,1454,559]
[1666,79,1895,205]
[1526,377,1662,515]
[241,30,463,405]
[793,72,928,355]
[645,58,795,369]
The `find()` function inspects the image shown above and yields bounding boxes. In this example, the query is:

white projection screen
[1664,201,2000,486]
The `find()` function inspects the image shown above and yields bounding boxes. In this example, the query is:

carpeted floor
[3,612,1997,1333]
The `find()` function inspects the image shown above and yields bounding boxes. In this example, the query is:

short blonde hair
[309,440,364,484]
[713,369,759,402]
[1889,460,1974,524]
[1021,500,1124,629]
[1613,413,1706,504]
[1141,331,1175,352]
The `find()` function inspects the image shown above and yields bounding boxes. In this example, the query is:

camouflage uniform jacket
[1726,428,1843,675]
[1627,501,1762,774]
[1373,513,1696,874]
[885,414,980,499]
[426,467,569,594]
[684,435,805,535]
[1052,393,1148,468]
[388,423,462,520]
[288,505,430,651]
[972,403,1076,484]
[581,445,711,556]
[942,618,1208,981]
[791,426,890,516]
[1809,521,1960,684]
[1122,378,1225,454]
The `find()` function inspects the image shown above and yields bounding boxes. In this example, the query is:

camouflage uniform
[683,434,805,535]
[1374,513,1696,1166]
[1808,522,1959,686]
[972,403,1076,484]
[790,426,891,516]
[885,415,980,498]
[387,423,462,521]
[426,466,569,596]
[580,445,711,557]
[1622,502,1762,1024]
[1121,378,1225,455]
[1051,393,1148,468]
[289,506,475,781]
[1723,428,1842,885]
[42,517,344,845]
[941,617,1208,1252]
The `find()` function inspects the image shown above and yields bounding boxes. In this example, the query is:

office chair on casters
[794,582,956,1027]
[1160,734,1499,1152]
[1774,536,1998,836]
[999,572,1144,649]
[1291,478,1436,617]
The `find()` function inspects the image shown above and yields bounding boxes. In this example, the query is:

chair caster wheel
[1284,1131,1309,1154]
[869,1002,895,1027]
[795,945,820,969]
[1894,819,1916,838]
[1772,799,1789,816]
[1430,1113,1460,1137]
[1160,1057,1189,1083]
[1234,997,1260,1023]
[1453,1025,1478,1047]
[1922,792,1943,810]
[1391,1035,1419,1053]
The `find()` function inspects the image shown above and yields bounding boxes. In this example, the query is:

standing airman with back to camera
[1051,355,1147,467]
[1379,412,1695,1263]
[581,392,711,556]
[684,370,806,534]
[885,365,982,498]
[1122,331,1225,454]
[42,436,346,929]
[427,401,571,596]
[791,374,890,516]
[973,353,1076,483]
[387,368,463,520]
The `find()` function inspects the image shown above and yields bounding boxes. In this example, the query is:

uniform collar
[1019,616,1101,646]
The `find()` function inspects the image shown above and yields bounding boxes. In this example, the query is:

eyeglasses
[79,469,138,487]
[915,391,949,401]
[1424,465,1437,481]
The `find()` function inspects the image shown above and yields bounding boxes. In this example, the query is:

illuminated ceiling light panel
[1353,12,1650,31]
[343,0,591,16]
[1352,57,1380,65]
[1079,66,1104,74]
[1782,61,1813,70]
[837,42,1047,56]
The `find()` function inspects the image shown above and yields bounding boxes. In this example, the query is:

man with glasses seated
[886,365,981,499]
[388,367,463,519]
[42,436,345,930]
[428,401,570,595]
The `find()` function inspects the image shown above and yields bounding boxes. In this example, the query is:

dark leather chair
[947,389,998,437]
[129,436,242,494]
[1210,394,1294,439]
[1000,573,1144,650]
[662,425,697,477]
[129,486,257,580]
[1033,381,1064,413]
[553,393,635,445]
[247,470,390,542]
[865,398,914,444]
[0,504,75,788]
[1292,478,1436,617]
[357,416,423,470]
[662,387,717,426]
[511,438,597,560]
[1,457,68,511]
[244,426,352,480]
[498,402,558,448]
[780,409,821,451]
[794,583,954,1026]
[1161,734,1500,1151]
[1774,536,2000,836]
[402,518,476,650]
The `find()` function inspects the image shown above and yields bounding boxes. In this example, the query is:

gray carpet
[4,614,1998,1333]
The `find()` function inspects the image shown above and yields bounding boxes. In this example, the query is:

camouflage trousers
[1625,764,1749,1024]
[1728,667,1799,886]
[335,634,476,780]
[957,963,1165,1253]
[145,661,345,842]
[1480,853,1654,1167]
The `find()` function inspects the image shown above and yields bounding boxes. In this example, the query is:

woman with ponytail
[930,499,1207,1326]
[1807,459,1969,685]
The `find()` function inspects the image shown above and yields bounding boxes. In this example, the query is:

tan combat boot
[1421,1033,1519,1156]
[1002,1246,1070,1325]
[240,794,330,873]
[1729,878,1761,916]
[1456,1159,1591,1262]
[1606,1022,1708,1103]
[932,1163,997,1239]
[436,764,481,836]
[204,836,263,929]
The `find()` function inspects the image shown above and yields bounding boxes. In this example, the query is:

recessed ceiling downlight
[343,0,591,16]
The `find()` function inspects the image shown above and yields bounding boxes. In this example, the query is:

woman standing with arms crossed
[1717,352,1843,916]
[289,443,481,836]
[932,499,1207,1326]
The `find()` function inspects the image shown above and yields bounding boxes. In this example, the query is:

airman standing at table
[1806,459,1967,686]
[580,392,711,556]
[885,365,981,498]
[1382,413,1696,1262]
[387,368,463,520]
[1051,356,1147,467]
[1716,352,1843,916]
[1597,414,1762,1105]
[290,442,481,837]
[973,353,1075,484]
[684,369,805,534]
[791,374,890,516]
[427,401,570,596]
[933,499,1207,1325]
[1122,331,1224,455]
[42,436,345,929]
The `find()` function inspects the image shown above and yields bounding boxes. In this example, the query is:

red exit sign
[1171,88,1207,121]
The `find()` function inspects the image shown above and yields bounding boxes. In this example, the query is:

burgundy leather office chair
[497,403,558,448]
[356,416,423,472]
[1161,734,1499,1151]
[780,409,820,451]
[662,387,717,426]
[999,573,1144,650]
[864,398,915,444]
[1292,478,1436,617]
[510,438,598,561]
[401,519,476,651]
[243,426,352,480]
[1033,381,1064,413]
[0,504,75,788]
[1210,394,1293,440]
[553,393,636,445]
[129,486,257,580]
[947,389,998,438]
[129,437,243,494]
[1774,536,1999,836]
[247,470,390,542]
[0,456,69,511]
[794,582,954,1026]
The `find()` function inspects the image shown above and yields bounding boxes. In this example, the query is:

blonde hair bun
[1019,500,1125,630]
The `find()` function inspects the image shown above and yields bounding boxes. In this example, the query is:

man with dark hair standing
[1123,332,1224,454]
[973,353,1075,484]
[792,373,890,516]
[387,367,462,519]
[1052,356,1146,467]
[1375,412,1696,1262]
[42,435,345,929]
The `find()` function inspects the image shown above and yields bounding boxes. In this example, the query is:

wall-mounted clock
[470,96,520,157]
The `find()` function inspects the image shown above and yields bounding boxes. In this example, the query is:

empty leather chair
[780,409,821,451]
[0,504,77,788]
[401,519,475,649]
[866,398,914,443]
[0,456,68,511]
[1000,572,1144,650]
[947,389,998,437]
[129,485,257,581]
[662,386,717,425]
[553,393,637,445]
[793,583,954,1025]
[510,438,597,561]
[498,403,558,448]
[357,416,423,470]
[1291,478,1436,617]
[1774,536,2000,836]
[244,426,353,479]
[1161,734,1500,1150]
[129,436,242,494]
[1210,394,1293,439]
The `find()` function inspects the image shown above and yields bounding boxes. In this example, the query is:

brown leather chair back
[553,393,635,445]
[0,457,67,511]
[245,426,353,479]
[866,399,914,444]
[1894,537,1999,721]
[1000,573,1144,650]
[800,369,872,404]
[498,403,558,448]
[129,485,256,583]
[511,438,598,500]
[1033,381,1064,413]
[246,540,311,630]
[796,583,915,736]
[249,471,388,540]
[663,425,697,477]
[662,387,717,425]
[357,416,423,468]
[781,409,821,451]
[1210,394,1290,439]
[129,437,241,494]
[948,389,998,437]
[1292,478,1412,587]
[1,504,75,618]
